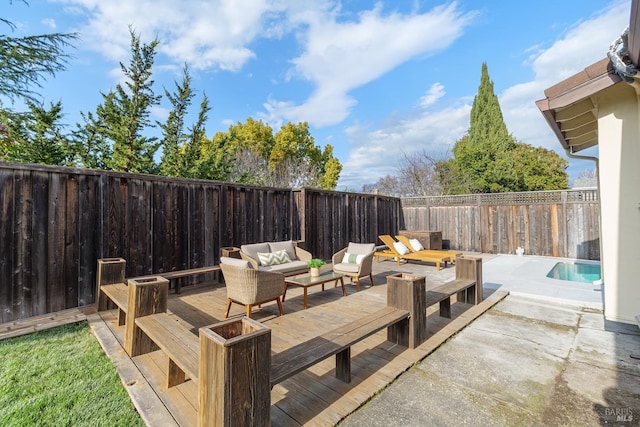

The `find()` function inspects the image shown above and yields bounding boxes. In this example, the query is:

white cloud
[340,103,470,187]
[41,18,57,29]
[419,83,446,109]
[53,0,280,70]
[263,2,476,127]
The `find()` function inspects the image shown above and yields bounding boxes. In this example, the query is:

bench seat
[426,278,476,318]
[160,265,221,294]
[135,313,199,388]
[270,306,410,386]
[100,282,129,325]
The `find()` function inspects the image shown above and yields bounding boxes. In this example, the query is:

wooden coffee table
[283,270,346,309]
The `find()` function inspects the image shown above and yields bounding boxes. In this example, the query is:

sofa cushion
[268,240,297,261]
[241,242,270,265]
[220,256,251,269]
[346,242,375,254]
[259,260,308,274]
[333,262,360,274]
[257,249,292,266]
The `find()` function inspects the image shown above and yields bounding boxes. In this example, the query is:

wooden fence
[0,163,400,322]
[401,189,600,260]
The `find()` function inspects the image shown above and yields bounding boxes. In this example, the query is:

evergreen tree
[0,101,71,165]
[78,28,160,174]
[1,2,76,106]
[444,63,567,193]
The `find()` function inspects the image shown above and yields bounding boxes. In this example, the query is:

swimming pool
[546,261,601,284]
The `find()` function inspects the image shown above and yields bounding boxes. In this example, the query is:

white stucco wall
[595,82,640,324]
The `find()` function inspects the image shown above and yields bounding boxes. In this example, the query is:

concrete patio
[341,254,640,426]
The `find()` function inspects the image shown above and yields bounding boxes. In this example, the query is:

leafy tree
[0,101,71,165]
[77,28,160,174]
[1,1,76,106]
[444,63,567,193]
[199,118,342,189]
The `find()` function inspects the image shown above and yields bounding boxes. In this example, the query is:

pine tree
[78,28,160,174]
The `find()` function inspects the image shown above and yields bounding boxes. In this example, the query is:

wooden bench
[427,278,476,318]
[160,265,221,294]
[426,256,483,318]
[270,306,410,386]
[100,283,129,326]
[135,313,200,388]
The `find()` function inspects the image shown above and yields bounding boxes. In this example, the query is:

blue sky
[4,0,631,189]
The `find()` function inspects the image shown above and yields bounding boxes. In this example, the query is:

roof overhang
[536,58,622,153]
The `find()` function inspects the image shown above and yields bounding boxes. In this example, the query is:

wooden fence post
[96,258,126,312]
[455,256,483,303]
[198,317,271,427]
[386,273,427,348]
[124,276,169,357]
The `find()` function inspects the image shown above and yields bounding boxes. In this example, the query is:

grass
[0,322,144,427]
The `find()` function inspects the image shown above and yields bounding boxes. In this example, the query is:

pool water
[546,261,601,284]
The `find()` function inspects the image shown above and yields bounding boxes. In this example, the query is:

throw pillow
[342,252,365,265]
[257,249,292,266]
[409,238,424,251]
[393,241,410,255]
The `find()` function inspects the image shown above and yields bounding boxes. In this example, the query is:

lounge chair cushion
[258,250,292,266]
[409,238,424,251]
[241,242,271,265]
[268,240,298,260]
[342,252,365,265]
[347,242,375,254]
[393,241,410,255]
[220,256,252,269]
[334,262,360,274]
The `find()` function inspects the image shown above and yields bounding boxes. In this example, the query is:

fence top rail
[401,189,599,206]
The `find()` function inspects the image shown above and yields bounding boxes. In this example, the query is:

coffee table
[283,270,346,309]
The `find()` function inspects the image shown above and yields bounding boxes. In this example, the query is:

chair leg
[369,273,374,286]
[276,297,284,316]
[224,298,232,318]
[355,277,361,292]
[246,305,252,318]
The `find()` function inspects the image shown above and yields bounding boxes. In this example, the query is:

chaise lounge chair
[394,234,462,264]
[376,235,450,270]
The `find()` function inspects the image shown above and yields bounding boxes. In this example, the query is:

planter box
[399,230,442,250]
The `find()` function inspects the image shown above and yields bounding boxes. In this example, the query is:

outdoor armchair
[332,242,376,291]
[219,257,285,318]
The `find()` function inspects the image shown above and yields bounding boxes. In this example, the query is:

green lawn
[0,323,144,426]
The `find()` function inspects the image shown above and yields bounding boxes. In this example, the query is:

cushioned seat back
[268,240,297,261]
[346,242,375,254]
[241,242,270,264]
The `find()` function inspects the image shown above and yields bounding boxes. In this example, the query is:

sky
[4,0,632,190]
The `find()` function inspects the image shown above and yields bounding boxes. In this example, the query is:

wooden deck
[91,257,507,426]
[1,256,507,426]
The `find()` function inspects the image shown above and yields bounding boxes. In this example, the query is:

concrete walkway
[340,255,640,426]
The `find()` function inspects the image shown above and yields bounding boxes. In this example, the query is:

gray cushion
[259,260,308,274]
[333,262,360,273]
[220,256,251,268]
[346,242,375,254]
[241,242,270,264]
[268,240,297,261]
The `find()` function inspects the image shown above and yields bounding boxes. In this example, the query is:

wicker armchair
[332,242,376,292]
[220,261,286,318]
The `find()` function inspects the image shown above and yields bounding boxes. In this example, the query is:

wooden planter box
[398,230,442,250]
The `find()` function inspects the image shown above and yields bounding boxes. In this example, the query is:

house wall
[596,82,640,324]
